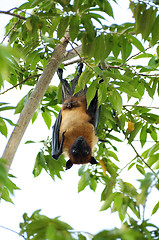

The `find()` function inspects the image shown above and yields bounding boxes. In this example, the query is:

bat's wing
[87,91,100,133]
[57,69,72,102]
[57,63,86,102]
[52,110,65,160]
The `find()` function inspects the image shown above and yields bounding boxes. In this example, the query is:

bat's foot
[90,157,98,165]
[66,159,73,170]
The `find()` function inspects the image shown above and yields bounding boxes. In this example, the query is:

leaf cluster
[0,158,19,203]
[0,0,159,238]
[19,209,159,240]
[20,210,74,240]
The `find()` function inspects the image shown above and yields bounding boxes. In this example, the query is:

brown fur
[59,95,98,163]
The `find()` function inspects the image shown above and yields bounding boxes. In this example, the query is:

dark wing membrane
[52,110,63,160]
[57,63,86,102]
[87,91,100,133]
[57,68,72,102]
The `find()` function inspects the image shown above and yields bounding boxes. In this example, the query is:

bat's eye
[72,148,79,157]
[83,149,90,157]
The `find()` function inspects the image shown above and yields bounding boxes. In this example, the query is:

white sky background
[0,0,159,239]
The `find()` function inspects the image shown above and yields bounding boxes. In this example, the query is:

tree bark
[0,30,70,198]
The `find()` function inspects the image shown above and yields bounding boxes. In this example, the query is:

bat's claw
[90,157,98,165]
[66,159,73,170]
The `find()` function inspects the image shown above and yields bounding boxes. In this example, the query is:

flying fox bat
[52,63,100,169]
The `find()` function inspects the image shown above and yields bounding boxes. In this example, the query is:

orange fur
[59,95,98,162]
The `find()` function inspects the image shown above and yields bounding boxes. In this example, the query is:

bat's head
[66,136,97,169]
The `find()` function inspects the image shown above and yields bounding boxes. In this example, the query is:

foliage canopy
[0,0,159,239]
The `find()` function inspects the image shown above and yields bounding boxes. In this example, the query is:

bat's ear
[66,159,73,170]
[90,157,98,165]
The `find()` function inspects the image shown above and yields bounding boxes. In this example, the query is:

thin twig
[0,74,41,95]
[126,47,151,63]
[1,19,21,44]
[63,57,87,66]
[0,225,25,239]
[123,104,159,110]
[68,41,95,72]
[118,157,136,175]
[130,142,159,180]
[113,110,159,180]
[0,10,26,20]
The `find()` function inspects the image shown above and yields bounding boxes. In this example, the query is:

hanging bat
[52,63,100,169]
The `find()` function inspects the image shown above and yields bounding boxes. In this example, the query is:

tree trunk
[0,31,71,198]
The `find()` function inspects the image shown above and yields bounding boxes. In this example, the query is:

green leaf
[46,223,55,240]
[101,181,113,201]
[152,201,159,215]
[141,7,156,40]
[78,165,86,176]
[107,134,123,142]
[0,105,15,111]
[98,80,107,106]
[94,34,106,63]
[108,151,119,161]
[31,0,43,7]
[126,35,145,52]
[112,80,140,98]
[147,153,159,167]
[42,111,52,129]
[108,90,122,114]
[86,80,98,108]
[78,234,87,240]
[74,67,93,93]
[120,36,132,62]
[78,174,87,192]
[128,122,142,144]
[96,0,114,17]
[104,34,113,58]
[141,113,159,123]
[33,151,46,178]
[0,117,7,137]
[140,124,147,147]
[89,178,97,191]
[73,0,80,11]
[2,117,16,126]
[149,125,158,141]
[1,187,14,204]
[142,143,159,159]
[152,15,159,45]
[57,16,69,39]
[113,193,123,211]
[136,164,145,175]
[69,15,79,42]
[32,111,38,123]
[81,14,95,41]
[100,193,115,211]
[112,34,120,58]
[82,33,96,58]
[0,159,7,184]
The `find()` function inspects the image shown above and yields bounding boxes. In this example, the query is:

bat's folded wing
[52,110,64,160]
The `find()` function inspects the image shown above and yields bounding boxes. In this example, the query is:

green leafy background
[0,0,159,239]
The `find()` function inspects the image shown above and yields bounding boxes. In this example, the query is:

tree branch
[64,45,82,61]
[0,10,26,20]
[0,74,41,95]
[0,30,70,198]
[1,19,21,44]
[0,45,82,95]
[123,104,159,110]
